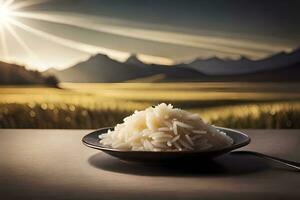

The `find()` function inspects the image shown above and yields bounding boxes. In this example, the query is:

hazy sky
[1,0,300,70]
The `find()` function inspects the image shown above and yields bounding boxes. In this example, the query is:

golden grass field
[1,82,300,129]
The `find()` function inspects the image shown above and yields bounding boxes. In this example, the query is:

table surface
[0,129,300,200]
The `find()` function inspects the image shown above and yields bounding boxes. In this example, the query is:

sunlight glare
[5,23,41,64]
[0,26,8,59]
[0,2,12,25]
[9,18,130,61]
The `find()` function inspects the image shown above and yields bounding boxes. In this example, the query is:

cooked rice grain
[99,103,233,151]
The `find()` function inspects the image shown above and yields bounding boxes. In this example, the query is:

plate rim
[82,126,251,154]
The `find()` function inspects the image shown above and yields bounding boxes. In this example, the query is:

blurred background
[0,0,300,129]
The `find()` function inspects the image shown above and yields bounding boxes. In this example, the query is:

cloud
[12,11,293,60]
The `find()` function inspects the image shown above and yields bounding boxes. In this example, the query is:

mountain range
[46,54,204,82]
[190,48,300,75]
[47,48,300,82]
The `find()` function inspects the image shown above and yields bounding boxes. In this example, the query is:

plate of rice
[82,103,250,162]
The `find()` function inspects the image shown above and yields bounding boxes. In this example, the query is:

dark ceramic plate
[82,127,250,162]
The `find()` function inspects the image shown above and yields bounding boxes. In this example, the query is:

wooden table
[0,129,299,200]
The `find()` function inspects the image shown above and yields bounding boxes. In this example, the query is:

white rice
[99,103,233,151]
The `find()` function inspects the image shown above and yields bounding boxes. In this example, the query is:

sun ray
[9,16,243,60]
[10,11,292,59]
[0,26,9,60]
[4,22,40,63]
[9,0,50,10]
[10,12,250,58]
[7,18,129,61]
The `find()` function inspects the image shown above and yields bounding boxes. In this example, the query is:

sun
[0,3,13,25]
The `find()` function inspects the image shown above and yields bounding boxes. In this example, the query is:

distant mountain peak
[126,54,138,61]
[239,55,250,61]
[90,53,111,60]
[190,56,223,65]
[125,54,146,67]
[44,67,59,74]
[205,56,222,61]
